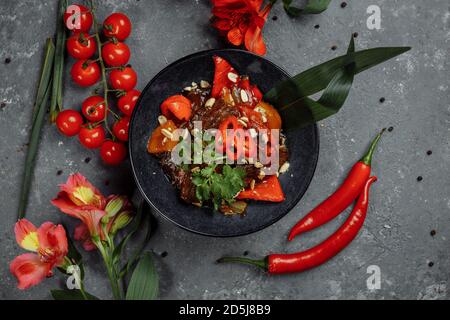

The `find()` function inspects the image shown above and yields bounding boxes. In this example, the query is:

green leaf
[264,37,411,130]
[125,252,159,300]
[51,289,99,300]
[32,38,56,123]
[17,45,54,219]
[302,0,332,14]
[283,0,331,16]
[118,201,153,278]
[50,0,67,122]
[112,200,144,267]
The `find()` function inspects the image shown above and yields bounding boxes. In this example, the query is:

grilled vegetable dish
[147,56,289,215]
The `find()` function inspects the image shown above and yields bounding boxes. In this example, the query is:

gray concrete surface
[0,0,449,300]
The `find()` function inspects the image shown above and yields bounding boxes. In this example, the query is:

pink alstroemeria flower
[10,219,68,289]
[51,173,106,237]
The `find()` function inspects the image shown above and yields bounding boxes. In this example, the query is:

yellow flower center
[21,231,39,252]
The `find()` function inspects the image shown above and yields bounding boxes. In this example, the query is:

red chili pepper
[215,116,243,161]
[218,176,377,274]
[237,175,285,202]
[287,129,385,241]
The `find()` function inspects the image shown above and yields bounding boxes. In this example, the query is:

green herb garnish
[192,164,246,210]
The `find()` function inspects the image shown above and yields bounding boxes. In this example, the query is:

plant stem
[95,239,123,299]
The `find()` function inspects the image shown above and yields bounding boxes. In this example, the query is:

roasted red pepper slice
[237,175,285,202]
[211,56,239,98]
[160,95,192,121]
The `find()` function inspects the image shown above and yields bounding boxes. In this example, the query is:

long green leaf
[51,289,99,300]
[18,73,53,219]
[32,38,55,123]
[283,0,331,16]
[264,39,411,130]
[265,46,411,107]
[50,0,67,122]
[125,252,159,300]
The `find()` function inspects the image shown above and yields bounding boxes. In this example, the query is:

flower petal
[244,23,266,55]
[59,173,105,208]
[10,253,51,289]
[37,222,68,266]
[227,27,244,46]
[15,219,39,252]
[74,223,97,251]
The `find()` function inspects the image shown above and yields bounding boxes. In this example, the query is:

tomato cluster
[56,6,141,166]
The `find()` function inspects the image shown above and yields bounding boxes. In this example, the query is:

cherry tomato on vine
[112,117,130,142]
[71,60,101,87]
[109,67,137,91]
[66,33,97,59]
[117,89,140,116]
[103,13,132,41]
[102,41,130,67]
[78,126,105,149]
[100,140,127,165]
[81,96,106,122]
[56,109,83,137]
[64,4,93,33]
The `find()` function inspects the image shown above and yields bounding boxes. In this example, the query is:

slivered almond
[261,115,268,123]
[158,115,167,125]
[227,72,238,83]
[258,170,266,180]
[205,97,215,108]
[238,119,248,127]
[240,90,249,102]
[279,162,290,174]
[162,137,168,144]
[200,80,210,88]
[183,86,192,92]
[254,161,263,168]
[250,179,256,190]
[161,128,173,140]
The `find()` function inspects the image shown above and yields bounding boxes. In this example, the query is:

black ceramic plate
[129,49,319,237]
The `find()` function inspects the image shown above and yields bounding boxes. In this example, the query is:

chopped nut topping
[227,72,238,83]
[254,161,264,168]
[279,162,290,174]
[250,179,256,190]
[238,119,248,127]
[200,80,210,88]
[240,90,249,102]
[161,128,174,140]
[158,115,167,125]
[183,86,192,92]
[205,97,216,108]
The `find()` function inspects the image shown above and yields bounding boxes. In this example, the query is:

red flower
[51,173,106,238]
[10,219,68,289]
[211,0,272,55]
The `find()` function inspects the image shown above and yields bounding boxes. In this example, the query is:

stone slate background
[0,0,449,299]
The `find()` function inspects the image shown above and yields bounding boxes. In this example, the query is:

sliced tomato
[147,120,179,154]
[211,56,239,98]
[160,95,192,121]
[237,175,285,202]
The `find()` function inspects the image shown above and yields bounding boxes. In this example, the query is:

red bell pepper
[211,55,239,98]
[160,95,192,121]
[237,175,285,202]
